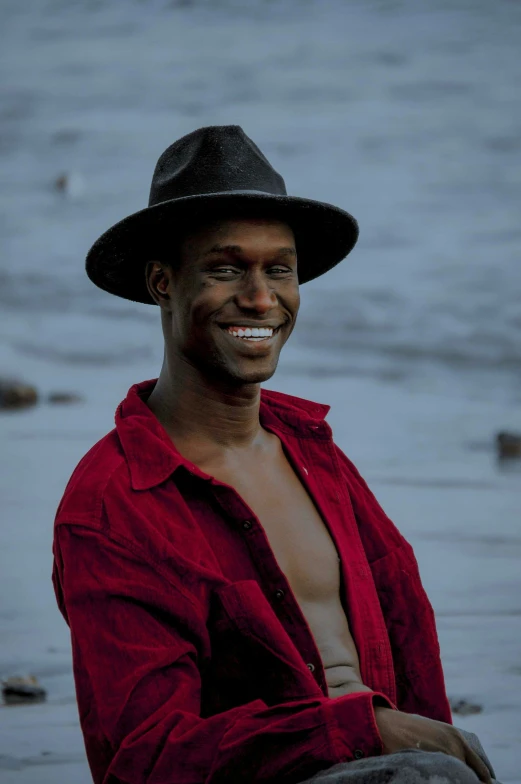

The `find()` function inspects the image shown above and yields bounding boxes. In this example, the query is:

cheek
[283,287,300,335]
[190,283,227,322]
[285,284,300,314]
[172,282,214,337]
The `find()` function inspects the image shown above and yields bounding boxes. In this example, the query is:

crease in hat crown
[149,125,288,205]
[85,123,360,304]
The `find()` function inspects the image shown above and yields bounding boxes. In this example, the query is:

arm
[53,522,394,784]
[332,449,493,784]
[333,445,452,724]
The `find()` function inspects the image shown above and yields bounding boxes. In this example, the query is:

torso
[189,429,371,699]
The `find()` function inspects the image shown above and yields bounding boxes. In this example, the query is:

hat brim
[85,191,359,304]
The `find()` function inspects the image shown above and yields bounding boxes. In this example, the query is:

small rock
[0,379,38,410]
[449,698,483,716]
[54,171,85,198]
[1,675,47,704]
[51,128,81,146]
[47,391,83,405]
[496,431,521,459]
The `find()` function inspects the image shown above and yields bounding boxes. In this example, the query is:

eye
[210,266,239,276]
[268,265,293,275]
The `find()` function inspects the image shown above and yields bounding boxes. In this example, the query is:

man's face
[155,217,300,385]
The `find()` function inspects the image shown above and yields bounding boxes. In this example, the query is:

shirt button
[354,749,364,760]
[306,662,315,672]
[274,589,285,600]
[242,520,253,530]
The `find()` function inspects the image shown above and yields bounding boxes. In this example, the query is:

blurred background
[0,0,520,781]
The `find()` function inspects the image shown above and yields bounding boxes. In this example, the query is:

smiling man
[52,126,497,784]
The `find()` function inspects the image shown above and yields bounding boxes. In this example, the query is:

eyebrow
[204,244,296,257]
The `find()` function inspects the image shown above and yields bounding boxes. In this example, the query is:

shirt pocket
[201,580,322,717]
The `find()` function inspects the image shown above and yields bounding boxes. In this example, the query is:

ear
[145,261,173,308]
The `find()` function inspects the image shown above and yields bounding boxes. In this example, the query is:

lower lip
[220,329,279,351]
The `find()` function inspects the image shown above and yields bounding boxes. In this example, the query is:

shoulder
[54,427,129,529]
[332,443,409,561]
[260,387,330,420]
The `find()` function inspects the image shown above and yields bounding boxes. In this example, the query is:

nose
[235,270,277,313]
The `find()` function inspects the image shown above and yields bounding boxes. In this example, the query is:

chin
[233,366,278,385]
[241,368,277,384]
[211,359,279,386]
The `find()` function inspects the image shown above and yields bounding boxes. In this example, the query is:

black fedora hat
[86,125,359,304]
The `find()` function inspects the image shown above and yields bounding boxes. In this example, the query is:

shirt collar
[116,379,331,491]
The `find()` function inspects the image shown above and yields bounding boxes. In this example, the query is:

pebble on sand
[496,431,521,459]
[1,675,47,705]
[449,698,483,716]
[54,171,85,198]
[0,380,38,410]
[47,391,83,405]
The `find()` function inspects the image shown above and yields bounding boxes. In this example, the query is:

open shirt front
[52,379,451,784]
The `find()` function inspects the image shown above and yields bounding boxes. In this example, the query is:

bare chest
[203,445,368,694]
[237,462,341,602]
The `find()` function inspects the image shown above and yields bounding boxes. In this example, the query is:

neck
[146,355,263,451]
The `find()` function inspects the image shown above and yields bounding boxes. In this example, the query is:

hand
[374,707,492,784]
[328,682,374,697]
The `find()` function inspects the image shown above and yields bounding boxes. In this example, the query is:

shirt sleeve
[53,523,395,784]
[332,445,453,725]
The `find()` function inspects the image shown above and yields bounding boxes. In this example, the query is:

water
[1,4,521,780]
[1,0,521,406]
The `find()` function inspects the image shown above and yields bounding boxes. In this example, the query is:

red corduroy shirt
[52,379,451,784]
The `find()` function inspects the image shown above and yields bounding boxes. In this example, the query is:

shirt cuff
[326,691,396,762]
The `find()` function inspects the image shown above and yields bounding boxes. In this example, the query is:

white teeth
[226,326,276,339]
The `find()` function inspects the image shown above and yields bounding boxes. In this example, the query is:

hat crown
[149,125,287,206]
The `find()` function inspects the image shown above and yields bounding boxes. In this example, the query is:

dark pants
[296,729,500,784]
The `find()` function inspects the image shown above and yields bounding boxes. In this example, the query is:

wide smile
[218,324,282,350]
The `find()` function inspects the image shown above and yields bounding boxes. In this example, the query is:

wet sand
[0,367,519,783]
[1,0,520,778]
